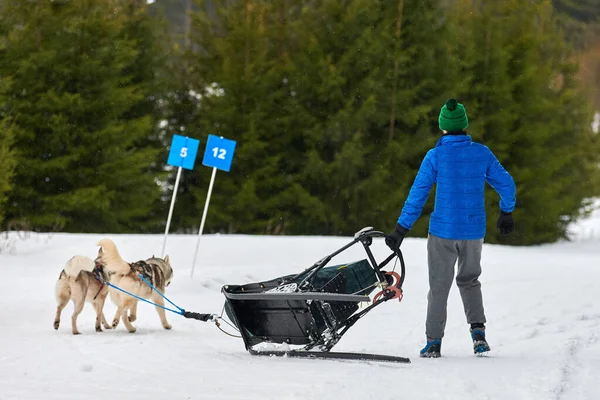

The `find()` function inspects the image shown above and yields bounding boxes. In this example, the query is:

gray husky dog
[96,238,174,333]
[54,252,111,335]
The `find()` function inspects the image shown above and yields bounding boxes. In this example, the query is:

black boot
[419,338,442,358]
[470,324,490,355]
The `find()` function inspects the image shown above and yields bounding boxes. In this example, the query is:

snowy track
[1,227,600,399]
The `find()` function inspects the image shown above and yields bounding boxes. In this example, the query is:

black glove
[385,224,409,252]
[497,211,514,235]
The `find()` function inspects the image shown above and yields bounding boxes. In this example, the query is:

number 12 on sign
[212,147,227,160]
[203,135,236,172]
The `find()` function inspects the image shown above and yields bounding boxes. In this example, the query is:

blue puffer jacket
[397,134,516,240]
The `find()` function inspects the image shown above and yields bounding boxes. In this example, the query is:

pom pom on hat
[438,98,468,132]
[445,98,458,111]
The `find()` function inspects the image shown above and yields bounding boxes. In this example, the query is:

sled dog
[54,253,111,335]
[96,238,173,333]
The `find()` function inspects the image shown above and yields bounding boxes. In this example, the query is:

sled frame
[221,227,410,363]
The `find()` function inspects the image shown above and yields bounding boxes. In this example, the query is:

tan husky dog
[96,238,173,333]
[54,254,111,334]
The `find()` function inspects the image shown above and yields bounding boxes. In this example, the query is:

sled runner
[220,227,411,363]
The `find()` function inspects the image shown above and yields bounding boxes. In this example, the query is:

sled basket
[221,227,407,359]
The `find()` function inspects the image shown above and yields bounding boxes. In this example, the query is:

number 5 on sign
[163,134,200,257]
[191,135,237,278]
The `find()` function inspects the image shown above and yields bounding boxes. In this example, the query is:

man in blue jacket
[385,98,516,358]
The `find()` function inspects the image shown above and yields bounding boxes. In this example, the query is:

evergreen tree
[0,95,15,226]
[176,0,454,236]
[292,0,454,236]
[552,0,600,49]
[553,0,600,22]
[0,12,15,227]
[157,34,205,234]
[0,0,165,233]
[171,0,319,235]
[550,0,600,111]
[121,2,173,232]
[448,0,600,245]
[162,0,598,244]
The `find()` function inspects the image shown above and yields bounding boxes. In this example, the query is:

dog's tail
[64,255,96,278]
[97,238,129,274]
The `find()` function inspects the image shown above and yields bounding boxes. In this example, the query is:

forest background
[1,0,599,246]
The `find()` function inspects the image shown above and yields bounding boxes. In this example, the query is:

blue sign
[202,135,237,172]
[167,134,200,170]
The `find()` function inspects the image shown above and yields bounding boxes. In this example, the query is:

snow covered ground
[1,216,600,400]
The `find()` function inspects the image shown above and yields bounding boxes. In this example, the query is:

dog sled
[217,227,410,363]
[107,227,410,364]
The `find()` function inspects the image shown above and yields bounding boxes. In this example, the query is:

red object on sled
[373,271,403,302]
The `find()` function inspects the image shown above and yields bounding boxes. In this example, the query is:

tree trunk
[388,0,404,142]
[184,0,192,49]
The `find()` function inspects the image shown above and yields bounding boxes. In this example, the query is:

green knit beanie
[438,98,468,132]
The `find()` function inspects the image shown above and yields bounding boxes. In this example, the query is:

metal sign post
[191,134,237,278]
[162,134,199,257]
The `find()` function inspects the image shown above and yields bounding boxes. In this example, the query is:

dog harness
[129,261,155,284]
[92,263,106,300]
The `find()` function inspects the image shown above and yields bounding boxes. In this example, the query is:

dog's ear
[97,247,103,255]
[164,255,170,264]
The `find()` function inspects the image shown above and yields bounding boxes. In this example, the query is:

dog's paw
[103,323,113,330]
[128,315,137,323]
[127,327,137,333]
[72,331,81,335]
[112,319,119,329]
[96,326,102,332]
[53,321,60,330]
[163,324,172,330]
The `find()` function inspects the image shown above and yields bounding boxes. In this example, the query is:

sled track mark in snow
[552,332,598,400]
[575,313,600,325]
[524,318,550,340]
[525,328,539,339]
[537,318,549,326]
[552,336,580,400]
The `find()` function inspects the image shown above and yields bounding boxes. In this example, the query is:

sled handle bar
[379,250,406,291]
[354,228,406,291]
[294,227,405,291]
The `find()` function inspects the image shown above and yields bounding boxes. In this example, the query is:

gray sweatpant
[426,234,486,339]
